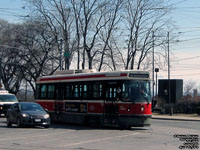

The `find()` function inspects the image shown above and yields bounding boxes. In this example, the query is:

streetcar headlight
[0,107,2,110]
[44,114,50,119]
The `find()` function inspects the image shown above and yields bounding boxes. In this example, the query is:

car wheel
[17,118,22,128]
[6,116,12,127]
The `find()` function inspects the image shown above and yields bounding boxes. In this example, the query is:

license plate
[35,119,41,122]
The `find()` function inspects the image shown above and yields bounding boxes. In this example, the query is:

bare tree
[184,80,196,95]
[71,0,82,70]
[0,20,23,94]
[122,0,170,70]
[97,0,123,71]
[16,21,57,93]
[27,0,76,70]
[79,0,115,69]
[26,0,171,72]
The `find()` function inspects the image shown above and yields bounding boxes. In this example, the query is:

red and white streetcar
[35,69,152,128]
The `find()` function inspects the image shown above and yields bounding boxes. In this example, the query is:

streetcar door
[103,82,120,126]
[55,83,64,114]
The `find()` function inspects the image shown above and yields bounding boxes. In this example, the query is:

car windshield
[122,81,151,102]
[20,103,44,111]
[0,95,18,102]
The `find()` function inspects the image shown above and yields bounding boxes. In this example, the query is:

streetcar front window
[122,81,151,102]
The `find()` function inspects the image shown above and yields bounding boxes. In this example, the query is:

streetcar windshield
[0,95,18,102]
[122,81,151,102]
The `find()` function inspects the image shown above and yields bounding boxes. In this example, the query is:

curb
[152,116,200,122]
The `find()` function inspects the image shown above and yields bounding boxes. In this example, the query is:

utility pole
[167,31,172,115]
[152,31,155,110]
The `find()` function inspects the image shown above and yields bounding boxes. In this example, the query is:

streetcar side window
[80,84,82,97]
[85,82,102,100]
[99,84,102,97]
[93,83,102,99]
[47,84,55,99]
[73,84,79,98]
[72,83,83,99]
[37,84,55,99]
[65,84,72,99]
[106,87,118,99]
[82,84,87,98]
[62,82,103,100]
[40,84,47,99]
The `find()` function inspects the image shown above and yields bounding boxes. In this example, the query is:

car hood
[21,110,47,116]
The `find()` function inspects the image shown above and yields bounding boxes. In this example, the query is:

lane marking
[60,132,141,147]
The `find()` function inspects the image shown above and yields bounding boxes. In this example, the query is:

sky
[0,0,200,87]
[0,0,27,23]
[163,0,200,82]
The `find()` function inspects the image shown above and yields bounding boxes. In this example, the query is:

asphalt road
[0,118,199,150]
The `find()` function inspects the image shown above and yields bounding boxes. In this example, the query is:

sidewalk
[152,113,200,121]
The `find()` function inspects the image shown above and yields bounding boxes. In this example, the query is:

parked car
[6,102,50,128]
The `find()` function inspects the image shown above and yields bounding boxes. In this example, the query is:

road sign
[64,52,70,58]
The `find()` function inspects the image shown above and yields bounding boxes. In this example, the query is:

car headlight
[44,114,50,119]
[21,113,29,117]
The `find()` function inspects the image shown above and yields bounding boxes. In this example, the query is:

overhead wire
[171,56,200,62]
[168,0,191,6]
[0,6,28,18]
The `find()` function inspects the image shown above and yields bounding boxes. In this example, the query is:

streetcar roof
[36,70,150,83]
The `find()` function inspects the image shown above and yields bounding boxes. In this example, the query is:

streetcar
[35,69,152,128]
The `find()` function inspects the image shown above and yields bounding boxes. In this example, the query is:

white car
[0,90,18,117]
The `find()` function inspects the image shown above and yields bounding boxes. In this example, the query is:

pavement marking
[60,132,141,147]
[24,138,59,145]
[0,130,76,141]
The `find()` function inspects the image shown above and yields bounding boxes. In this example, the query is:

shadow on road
[0,117,149,131]
[49,122,149,131]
